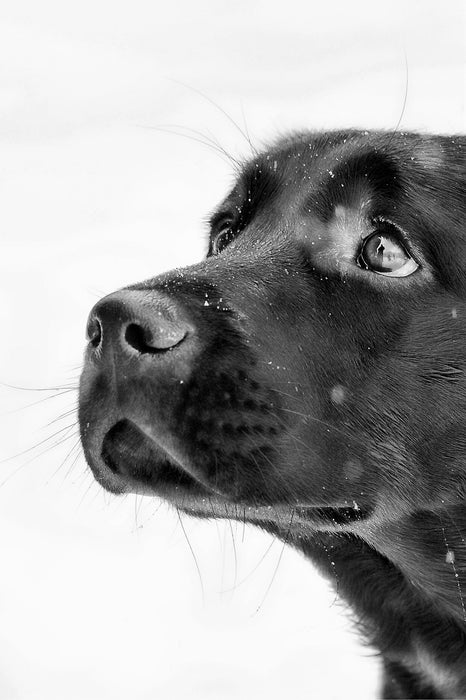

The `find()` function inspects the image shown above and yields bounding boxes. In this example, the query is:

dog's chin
[86,418,372,531]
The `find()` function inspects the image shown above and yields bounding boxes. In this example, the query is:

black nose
[86,289,190,358]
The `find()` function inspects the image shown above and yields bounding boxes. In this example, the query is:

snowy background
[0,1,464,698]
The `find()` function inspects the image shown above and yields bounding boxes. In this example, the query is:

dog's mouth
[96,418,371,529]
[101,419,203,493]
[293,505,370,525]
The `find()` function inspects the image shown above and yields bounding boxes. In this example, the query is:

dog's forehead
[210,130,466,292]
[224,131,397,218]
[221,131,456,232]
[217,131,405,239]
[235,130,359,194]
[260,129,446,172]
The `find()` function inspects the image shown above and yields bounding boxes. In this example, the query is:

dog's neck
[279,512,466,698]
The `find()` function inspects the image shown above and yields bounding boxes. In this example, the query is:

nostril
[125,323,157,354]
[124,322,186,354]
[87,317,102,348]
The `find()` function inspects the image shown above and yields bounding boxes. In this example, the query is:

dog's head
[79,130,466,534]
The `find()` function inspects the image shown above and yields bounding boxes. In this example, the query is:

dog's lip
[179,499,372,532]
[94,418,372,529]
[98,417,235,499]
[292,504,371,526]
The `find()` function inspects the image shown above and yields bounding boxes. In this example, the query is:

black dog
[79,130,466,698]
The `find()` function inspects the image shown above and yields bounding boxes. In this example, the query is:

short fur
[79,130,466,698]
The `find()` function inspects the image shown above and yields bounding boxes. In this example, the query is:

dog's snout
[86,290,189,357]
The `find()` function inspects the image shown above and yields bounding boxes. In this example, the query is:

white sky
[0,1,464,698]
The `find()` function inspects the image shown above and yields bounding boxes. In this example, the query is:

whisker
[157,122,241,167]
[253,510,294,615]
[62,442,85,483]
[0,429,79,487]
[270,387,304,401]
[0,422,79,464]
[445,512,466,548]
[0,381,78,392]
[46,437,83,484]
[240,100,257,157]
[176,507,205,603]
[439,518,466,622]
[169,79,255,155]
[221,536,277,594]
[226,509,238,593]
[3,390,78,415]
[220,519,227,597]
[45,407,78,428]
[76,474,99,510]
[132,493,145,533]
[386,49,409,149]
[275,404,359,444]
[138,124,240,168]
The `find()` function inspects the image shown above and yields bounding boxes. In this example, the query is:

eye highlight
[357,221,419,277]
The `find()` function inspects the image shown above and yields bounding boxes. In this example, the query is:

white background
[0,1,464,698]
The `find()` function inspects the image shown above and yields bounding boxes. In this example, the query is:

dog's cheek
[213,272,411,504]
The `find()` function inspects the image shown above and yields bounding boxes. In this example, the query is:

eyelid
[218,219,234,233]
[374,258,419,277]
[365,216,406,242]
[212,212,235,230]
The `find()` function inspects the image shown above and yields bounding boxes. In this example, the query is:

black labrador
[79,130,466,699]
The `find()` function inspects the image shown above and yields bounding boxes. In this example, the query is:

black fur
[79,130,466,698]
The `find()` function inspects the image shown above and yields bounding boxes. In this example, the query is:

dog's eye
[357,223,419,277]
[211,222,235,255]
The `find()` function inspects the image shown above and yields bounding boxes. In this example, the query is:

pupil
[375,239,385,258]
[366,233,406,271]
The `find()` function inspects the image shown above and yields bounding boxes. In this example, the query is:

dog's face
[79,130,466,537]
